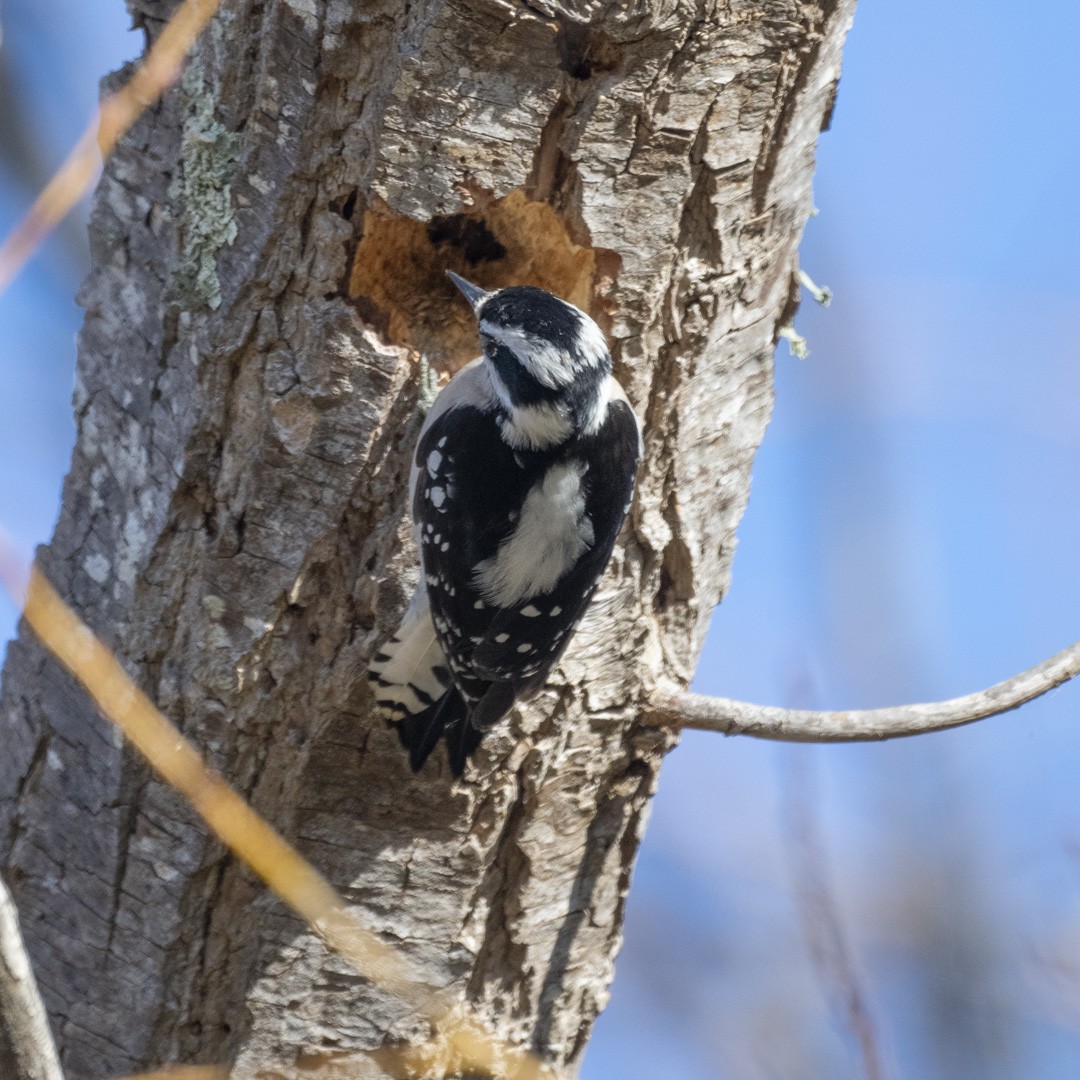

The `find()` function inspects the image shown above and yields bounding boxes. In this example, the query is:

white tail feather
[368,587,449,718]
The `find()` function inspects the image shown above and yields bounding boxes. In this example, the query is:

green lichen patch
[171,62,242,310]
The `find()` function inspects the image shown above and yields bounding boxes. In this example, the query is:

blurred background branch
[782,748,890,1080]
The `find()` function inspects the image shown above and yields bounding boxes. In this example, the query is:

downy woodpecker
[369,272,641,775]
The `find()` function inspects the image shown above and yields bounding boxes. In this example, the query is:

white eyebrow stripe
[482,322,578,388]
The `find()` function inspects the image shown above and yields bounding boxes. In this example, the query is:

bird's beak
[446,270,491,314]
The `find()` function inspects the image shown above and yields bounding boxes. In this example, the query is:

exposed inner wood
[348,189,607,370]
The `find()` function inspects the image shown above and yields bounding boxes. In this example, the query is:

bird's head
[448,271,611,450]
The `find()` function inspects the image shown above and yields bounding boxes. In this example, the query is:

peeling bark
[0,0,854,1076]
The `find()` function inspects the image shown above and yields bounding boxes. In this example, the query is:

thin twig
[778,323,809,358]
[646,638,1080,740]
[0,874,65,1080]
[798,267,832,307]
[0,0,221,295]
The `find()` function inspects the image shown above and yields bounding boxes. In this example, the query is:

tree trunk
[0,0,854,1075]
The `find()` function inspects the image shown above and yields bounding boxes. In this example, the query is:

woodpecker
[369,272,641,776]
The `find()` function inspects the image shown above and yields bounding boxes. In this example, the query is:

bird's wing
[415,393,640,707]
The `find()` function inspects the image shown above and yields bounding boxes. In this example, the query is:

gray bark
[0,0,854,1076]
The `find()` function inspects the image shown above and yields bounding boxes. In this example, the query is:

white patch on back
[474,460,594,606]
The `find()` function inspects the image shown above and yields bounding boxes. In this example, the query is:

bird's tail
[396,687,484,776]
[369,592,450,721]
[369,588,516,775]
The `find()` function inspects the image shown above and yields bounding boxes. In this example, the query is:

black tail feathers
[395,681,518,777]
[397,687,461,773]
[396,686,482,777]
[446,708,487,778]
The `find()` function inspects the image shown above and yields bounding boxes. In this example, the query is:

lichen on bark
[170,60,241,310]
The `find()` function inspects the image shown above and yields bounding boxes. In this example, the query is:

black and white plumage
[369,273,641,776]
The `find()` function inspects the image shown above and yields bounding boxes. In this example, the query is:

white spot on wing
[427,449,443,477]
[430,486,446,507]
[521,605,540,617]
[408,359,497,521]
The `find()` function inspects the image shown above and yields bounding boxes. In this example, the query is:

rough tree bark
[0,0,854,1076]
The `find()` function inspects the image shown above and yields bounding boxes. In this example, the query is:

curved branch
[645,639,1080,742]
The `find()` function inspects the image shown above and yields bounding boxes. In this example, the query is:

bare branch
[0,874,64,1080]
[645,638,1080,741]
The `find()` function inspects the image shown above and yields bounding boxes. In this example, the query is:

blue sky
[2,2,1080,1078]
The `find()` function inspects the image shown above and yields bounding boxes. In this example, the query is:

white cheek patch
[473,461,594,607]
[485,364,572,449]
